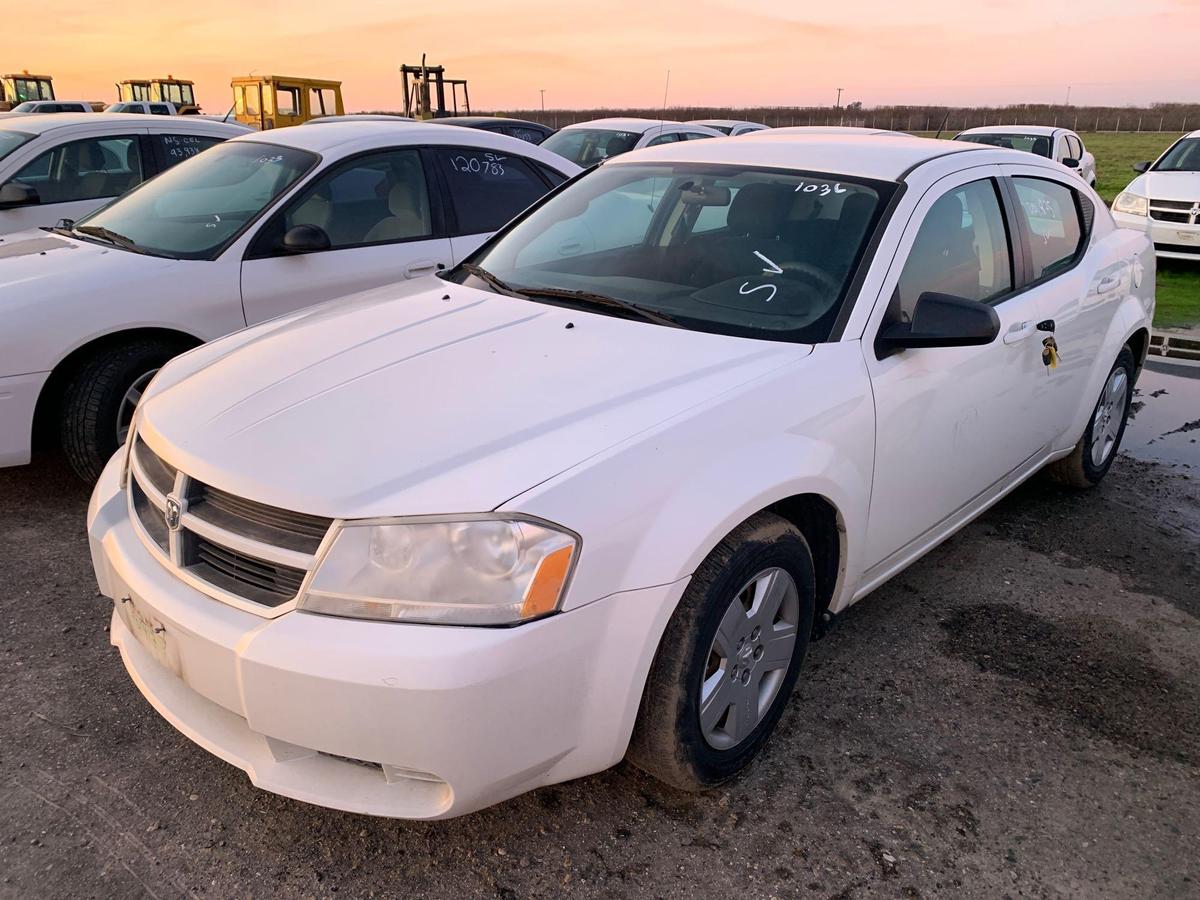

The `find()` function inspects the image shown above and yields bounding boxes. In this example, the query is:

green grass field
[918,131,1199,329]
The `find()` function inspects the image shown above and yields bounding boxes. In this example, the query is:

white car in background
[689,119,768,136]
[106,101,180,116]
[0,122,579,481]
[1111,130,1200,261]
[955,125,1096,186]
[89,133,1153,820]
[7,99,93,114]
[0,113,248,235]
[540,117,721,166]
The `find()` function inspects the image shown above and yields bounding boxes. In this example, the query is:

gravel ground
[1,448,1198,899]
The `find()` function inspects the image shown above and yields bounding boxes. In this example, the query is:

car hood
[1129,171,1200,201]
[140,280,810,518]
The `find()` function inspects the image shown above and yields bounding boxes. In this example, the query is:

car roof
[958,124,1062,137]
[606,132,1044,181]
[302,114,415,125]
[0,112,243,135]
[759,126,906,137]
[232,121,582,172]
[438,117,550,130]
[559,117,686,134]
[689,119,765,129]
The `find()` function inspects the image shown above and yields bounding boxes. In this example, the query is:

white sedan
[955,125,1097,186]
[0,113,247,235]
[0,122,579,481]
[1111,130,1200,261]
[540,117,721,166]
[89,132,1153,820]
[689,119,768,136]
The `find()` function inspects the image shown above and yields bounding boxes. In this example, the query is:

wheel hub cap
[1089,367,1128,468]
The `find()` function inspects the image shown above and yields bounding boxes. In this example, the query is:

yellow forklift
[230,75,344,129]
[401,56,470,119]
[117,77,201,114]
[0,71,55,111]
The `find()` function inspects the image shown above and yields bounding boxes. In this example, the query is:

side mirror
[0,181,40,209]
[280,224,330,254]
[1132,161,1151,174]
[876,292,1000,357]
[1062,157,1080,169]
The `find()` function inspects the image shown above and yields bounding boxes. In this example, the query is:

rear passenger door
[861,169,1056,573]
[238,147,452,325]
[432,146,557,259]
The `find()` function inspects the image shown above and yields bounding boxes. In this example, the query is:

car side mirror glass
[280,223,330,254]
[1062,157,1080,168]
[0,181,40,209]
[1132,161,1151,173]
[875,292,1001,358]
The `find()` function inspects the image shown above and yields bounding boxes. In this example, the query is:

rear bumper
[88,454,684,819]
[0,370,48,467]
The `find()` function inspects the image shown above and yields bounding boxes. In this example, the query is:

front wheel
[1045,346,1135,488]
[626,512,816,790]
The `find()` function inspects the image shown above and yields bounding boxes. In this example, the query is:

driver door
[861,169,1055,575]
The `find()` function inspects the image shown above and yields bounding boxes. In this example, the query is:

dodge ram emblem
[164,497,183,532]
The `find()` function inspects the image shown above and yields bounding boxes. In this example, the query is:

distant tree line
[489,103,1200,134]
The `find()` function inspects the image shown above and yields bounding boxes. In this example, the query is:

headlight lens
[298,517,578,625]
[1113,192,1148,216]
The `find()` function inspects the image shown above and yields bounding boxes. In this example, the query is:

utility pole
[835,87,843,110]
[540,89,545,111]
[1065,84,1071,106]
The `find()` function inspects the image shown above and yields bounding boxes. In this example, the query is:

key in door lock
[1041,336,1060,369]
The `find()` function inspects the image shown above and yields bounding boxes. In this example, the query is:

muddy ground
[2,427,1198,897]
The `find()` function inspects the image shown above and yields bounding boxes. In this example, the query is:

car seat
[363,180,427,243]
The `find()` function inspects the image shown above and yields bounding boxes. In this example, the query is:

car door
[433,146,560,259]
[0,128,149,233]
[999,165,1115,449]
[239,147,451,325]
[861,168,1056,572]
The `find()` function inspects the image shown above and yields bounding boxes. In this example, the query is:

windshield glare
[541,128,641,166]
[73,141,316,259]
[454,163,891,343]
[1155,138,1200,172]
[957,132,1053,158]
[0,131,34,162]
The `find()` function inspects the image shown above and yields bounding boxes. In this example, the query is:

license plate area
[118,596,182,677]
[1176,230,1199,243]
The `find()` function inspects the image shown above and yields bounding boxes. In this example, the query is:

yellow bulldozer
[230,75,343,129]
[0,71,56,111]
[117,77,201,114]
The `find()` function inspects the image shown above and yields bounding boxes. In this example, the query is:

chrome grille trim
[127,436,334,616]
[1149,198,1200,225]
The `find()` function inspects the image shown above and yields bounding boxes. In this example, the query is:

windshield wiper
[517,287,684,328]
[72,224,147,254]
[459,263,528,299]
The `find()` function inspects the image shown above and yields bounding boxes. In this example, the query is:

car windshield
[11,102,40,113]
[707,125,734,135]
[450,162,894,344]
[541,128,642,166]
[72,141,316,260]
[1155,138,1200,172]
[957,132,1053,158]
[0,130,34,161]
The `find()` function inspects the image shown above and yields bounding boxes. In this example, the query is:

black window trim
[244,144,445,261]
[428,145,559,238]
[1001,173,1092,296]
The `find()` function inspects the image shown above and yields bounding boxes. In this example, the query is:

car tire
[1044,345,1135,488]
[60,339,181,482]
[626,511,816,790]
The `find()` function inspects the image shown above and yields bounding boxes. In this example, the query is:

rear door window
[1012,177,1085,280]
[157,134,225,169]
[435,148,550,235]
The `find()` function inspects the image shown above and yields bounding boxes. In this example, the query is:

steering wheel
[779,262,840,295]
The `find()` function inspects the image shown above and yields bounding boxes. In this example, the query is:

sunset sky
[4,0,1197,113]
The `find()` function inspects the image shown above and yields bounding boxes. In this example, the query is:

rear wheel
[60,340,181,482]
[1045,346,1135,488]
[627,512,816,790]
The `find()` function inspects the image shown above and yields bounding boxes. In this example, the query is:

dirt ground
[2,439,1198,898]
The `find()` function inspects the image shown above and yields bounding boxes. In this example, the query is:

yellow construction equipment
[0,71,55,111]
[230,75,344,129]
[118,77,201,114]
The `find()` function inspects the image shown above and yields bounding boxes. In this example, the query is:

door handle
[403,259,439,278]
[1002,321,1037,344]
[1097,274,1121,294]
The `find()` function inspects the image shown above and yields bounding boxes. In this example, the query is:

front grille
[1149,198,1199,224]
[127,437,333,612]
[1155,242,1200,256]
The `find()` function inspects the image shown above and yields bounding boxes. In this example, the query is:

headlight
[298,516,578,626]
[1112,192,1148,216]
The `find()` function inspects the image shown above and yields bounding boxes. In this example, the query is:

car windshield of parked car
[452,162,893,343]
[957,132,1053,158]
[0,130,34,161]
[541,128,641,166]
[1155,138,1200,172]
[11,102,41,113]
[71,141,316,259]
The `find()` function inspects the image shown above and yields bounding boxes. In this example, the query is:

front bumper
[1112,211,1200,261]
[0,370,49,467]
[88,455,684,819]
